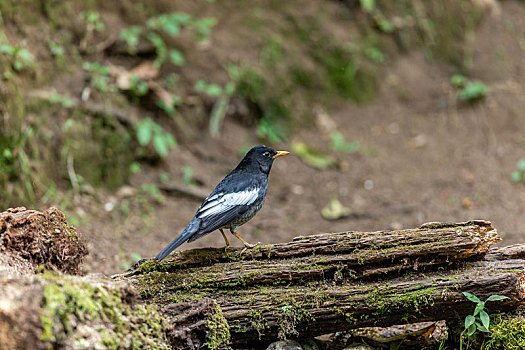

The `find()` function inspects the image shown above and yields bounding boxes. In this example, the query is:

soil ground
[80,1,525,275]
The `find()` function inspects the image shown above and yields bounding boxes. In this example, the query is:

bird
[154,145,289,261]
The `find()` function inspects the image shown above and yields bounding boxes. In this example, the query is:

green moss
[248,309,267,339]
[367,283,436,319]
[474,310,525,350]
[277,303,315,340]
[39,274,169,349]
[205,301,231,350]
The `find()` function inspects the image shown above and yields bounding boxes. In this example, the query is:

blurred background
[1,0,524,274]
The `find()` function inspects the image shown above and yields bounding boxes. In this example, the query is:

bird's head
[239,145,289,174]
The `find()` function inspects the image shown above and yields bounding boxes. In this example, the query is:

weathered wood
[128,220,500,287]
[2,213,523,350]
[146,256,524,346]
[126,221,523,347]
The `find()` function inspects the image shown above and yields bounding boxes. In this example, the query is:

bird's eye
[263,152,271,158]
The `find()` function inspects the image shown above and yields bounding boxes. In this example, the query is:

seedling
[460,292,508,350]
[511,159,525,183]
[331,131,359,154]
[451,74,489,101]
[136,118,176,157]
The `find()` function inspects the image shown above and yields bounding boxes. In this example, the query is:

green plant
[80,11,105,52]
[194,73,236,138]
[156,97,180,118]
[330,131,359,154]
[81,11,105,33]
[117,12,218,124]
[83,62,114,93]
[195,79,224,97]
[139,183,164,203]
[451,74,466,87]
[511,159,525,183]
[0,38,35,71]
[48,90,74,108]
[181,166,195,186]
[118,12,216,70]
[136,118,176,157]
[0,120,43,205]
[292,141,339,169]
[460,292,509,350]
[192,17,217,41]
[451,74,489,101]
[256,117,285,143]
[128,74,149,97]
[360,0,375,13]
[48,41,66,67]
[119,26,142,54]
[458,81,489,101]
[159,172,170,184]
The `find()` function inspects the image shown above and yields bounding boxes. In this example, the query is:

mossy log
[127,221,525,347]
[128,220,500,287]
[2,213,524,349]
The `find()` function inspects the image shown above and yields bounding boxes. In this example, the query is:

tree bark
[127,221,523,347]
[133,246,524,347]
[1,213,524,350]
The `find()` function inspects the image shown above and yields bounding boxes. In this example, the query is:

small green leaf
[465,315,476,329]
[162,21,180,36]
[205,84,223,97]
[153,134,169,157]
[479,310,490,329]
[137,119,153,145]
[129,162,141,173]
[476,323,490,333]
[193,17,217,40]
[378,19,394,33]
[463,292,481,304]
[292,142,339,169]
[451,74,465,87]
[511,170,522,182]
[467,323,476,337]
[331,131,359,153]
[195,79,207,91]
[181,166,195,185]
[225,82,236,96]
[473,302,485,316]
[0,43,14,54]
[360,0,375,13]
[321,195,351,220]
[257,117,285,143]
[13,60,23,71]
[169,49,185,66]
[517,159,525,172]
[486,294,509,302]
[458,81,489,101]
[17,48,34,64]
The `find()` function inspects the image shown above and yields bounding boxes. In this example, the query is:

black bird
[155,145,289,261]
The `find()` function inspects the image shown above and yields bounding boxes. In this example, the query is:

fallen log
[134,247,524,347]
[1,209,524,350]
[128,221,523,347]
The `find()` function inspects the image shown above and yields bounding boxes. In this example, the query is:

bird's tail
[155,218,200,261]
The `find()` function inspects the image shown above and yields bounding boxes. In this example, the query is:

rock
[266,340,303,350]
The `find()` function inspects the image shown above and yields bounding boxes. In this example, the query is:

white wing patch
[197,188,259,218]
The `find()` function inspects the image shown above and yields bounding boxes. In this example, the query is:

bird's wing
[188,186,260,236]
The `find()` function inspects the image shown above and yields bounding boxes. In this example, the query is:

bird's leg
[220,229,231,248]
[232,232,259,249]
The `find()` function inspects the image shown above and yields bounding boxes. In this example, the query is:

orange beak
[273,151,290,158]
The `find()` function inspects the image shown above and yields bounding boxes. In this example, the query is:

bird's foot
[240,241,261,255]
[243,241,260,249]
